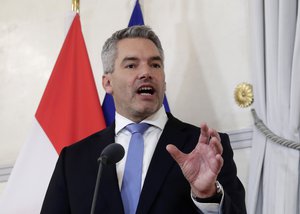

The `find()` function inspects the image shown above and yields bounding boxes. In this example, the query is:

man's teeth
[138,87,154,95]
[140,87,152,90]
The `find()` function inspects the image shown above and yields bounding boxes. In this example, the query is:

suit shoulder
[63,125,115,152]
[167,113,200,132]
[167,113,230,143]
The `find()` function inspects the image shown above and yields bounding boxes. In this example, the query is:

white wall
[0,0,253,193]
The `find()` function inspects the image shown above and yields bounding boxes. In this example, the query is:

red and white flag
[0,13,106,213]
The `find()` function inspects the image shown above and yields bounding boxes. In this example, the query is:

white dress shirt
[115,106,168,189]
[114,106,223,214]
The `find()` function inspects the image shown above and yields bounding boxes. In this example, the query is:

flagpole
[72,0,80,13]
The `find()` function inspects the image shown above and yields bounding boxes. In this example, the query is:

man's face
[102,38,166,122]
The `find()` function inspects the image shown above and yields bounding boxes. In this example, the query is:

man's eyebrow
[122,57,139,62]
[120,57,139,65]
[121,56,162,64]
[150,56,163,62]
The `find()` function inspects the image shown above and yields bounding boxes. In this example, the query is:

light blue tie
[121,123,149,214]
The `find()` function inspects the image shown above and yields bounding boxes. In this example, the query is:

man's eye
[125,64,136,69]
[151,63,161,68]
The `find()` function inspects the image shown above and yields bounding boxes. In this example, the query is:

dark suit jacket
[41,114,246,214]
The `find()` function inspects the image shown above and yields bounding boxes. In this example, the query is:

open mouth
[137,86,155,95]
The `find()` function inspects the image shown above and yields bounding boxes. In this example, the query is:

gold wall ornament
[72,0,80,13]
[234,82,254,108]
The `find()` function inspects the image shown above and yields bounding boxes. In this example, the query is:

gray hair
[101,25,164,74]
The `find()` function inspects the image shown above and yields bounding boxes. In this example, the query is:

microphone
[90,143,125,214]
[98,143,125,165]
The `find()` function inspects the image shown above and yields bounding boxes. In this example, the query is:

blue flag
[128,0,144,26]
[102,0,170,125]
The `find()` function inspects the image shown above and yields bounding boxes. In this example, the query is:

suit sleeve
[218,133,247,214]
[41,148,71,214]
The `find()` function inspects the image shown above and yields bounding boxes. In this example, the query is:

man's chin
[134,106,160,118]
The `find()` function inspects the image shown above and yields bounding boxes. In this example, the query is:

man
[41,25,246,214]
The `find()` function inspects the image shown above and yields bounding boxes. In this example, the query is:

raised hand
[166,123,223,198]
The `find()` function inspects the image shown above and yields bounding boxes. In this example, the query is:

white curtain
[247,0,300,214]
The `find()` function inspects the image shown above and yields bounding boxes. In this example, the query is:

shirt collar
[115,106,168,135]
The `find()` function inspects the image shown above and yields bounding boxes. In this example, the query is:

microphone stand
[90,157,107,214]
[89,143,124,214]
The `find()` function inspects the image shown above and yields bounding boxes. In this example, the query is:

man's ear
[102,74,113,94]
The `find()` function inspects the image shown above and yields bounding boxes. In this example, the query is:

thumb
[166,144,186,165]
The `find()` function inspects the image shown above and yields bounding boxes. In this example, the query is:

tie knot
[126,123,149,135]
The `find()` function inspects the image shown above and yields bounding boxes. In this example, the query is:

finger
[209,136,223,155]
[214,154,224,174]
[199,123,210,144]
[208,128,221,142]
[207,128,222,153]
[166,144,186,165]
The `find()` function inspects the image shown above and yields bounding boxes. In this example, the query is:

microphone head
[98,143,125,165]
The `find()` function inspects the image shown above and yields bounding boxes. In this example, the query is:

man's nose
[138,65,152,79]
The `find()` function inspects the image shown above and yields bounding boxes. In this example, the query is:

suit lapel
[137,114,189,213]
